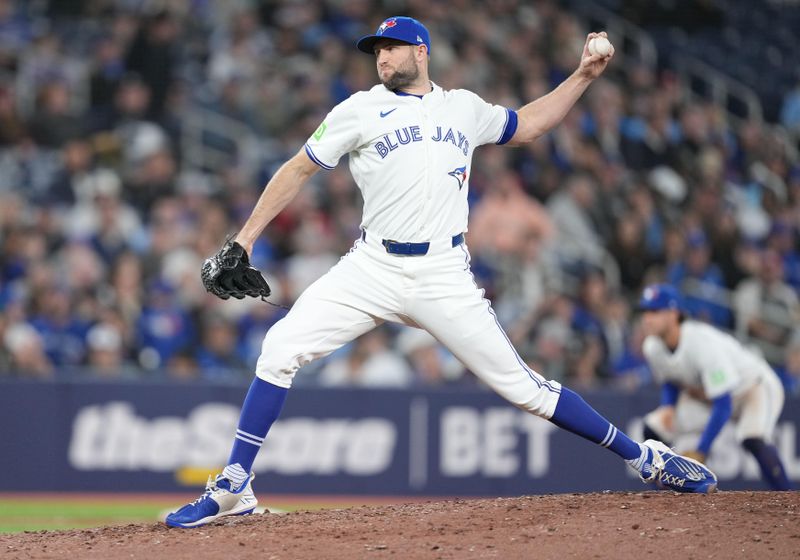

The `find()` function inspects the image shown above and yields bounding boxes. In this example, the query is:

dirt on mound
[1,491,798,559]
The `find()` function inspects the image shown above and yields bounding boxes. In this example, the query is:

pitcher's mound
[1,491,798,559]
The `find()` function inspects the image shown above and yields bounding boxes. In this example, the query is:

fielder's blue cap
[638,283,683,312]
[356,16,431,55]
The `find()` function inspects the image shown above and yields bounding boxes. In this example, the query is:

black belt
[361,231,465,255]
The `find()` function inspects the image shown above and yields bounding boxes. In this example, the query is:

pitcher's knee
[252,320,307,387]
[254,329,305,388]
[255,351,299,388]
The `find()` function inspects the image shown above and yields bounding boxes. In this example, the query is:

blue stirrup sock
[550,387,650,470]
[742,438,793,491]
[223,377,288,487]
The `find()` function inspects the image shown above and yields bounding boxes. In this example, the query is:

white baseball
[588,36,612,57]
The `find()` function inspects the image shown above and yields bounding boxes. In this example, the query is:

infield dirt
[1,491,798,559]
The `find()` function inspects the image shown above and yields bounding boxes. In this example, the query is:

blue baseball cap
[356,16,431,55]
[638,283,683,312]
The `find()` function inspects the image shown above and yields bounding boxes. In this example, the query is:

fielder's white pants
[255,234,562,418]
[644,370,785,448]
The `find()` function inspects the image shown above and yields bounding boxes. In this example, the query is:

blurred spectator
[109,251,144,326]
[285,213,339,301]
[195,313,248,378]
[2,321,53,378]
[141,197,188,272]
[666,229,732,327]
[89,34,126,116]
[44,138,94,206]
[469,167,556,324]
[546,173,605,268]
[124,143,177,214]
[708,205,745,289]
[100,73,151,133]
[569,267,612,384]
[0,0,32,56]
[319,329,413,388]
[469,168,554,257]
[135,280,194,370]
[86,322,127,377]
[60,239,106,293]
[89,176,144,263]
[733,249,800,365]
[628,184,665,257]
[27,80,84,148]
[0,83,26,146]
[608,211,653,295]
[166,350,200,381]
[764,220,800,292]
[16,31,86,116]
[512,294,575,383]
[29,287,90,367]
[124,11,179,120]
[396,328,465,386]
[208,8,272,93]
[610,318,651,390]
[621,91,680,171]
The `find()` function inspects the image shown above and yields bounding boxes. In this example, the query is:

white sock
[625,443,651,474]
[222,463,249,490]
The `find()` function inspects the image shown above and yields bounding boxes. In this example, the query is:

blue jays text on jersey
[375,125,470,159]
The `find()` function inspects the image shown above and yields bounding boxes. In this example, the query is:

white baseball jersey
[303,82,517,242]
[642,320,773,400]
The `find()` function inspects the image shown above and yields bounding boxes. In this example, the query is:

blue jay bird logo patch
[448,166,468,190]
[378,19,397,34]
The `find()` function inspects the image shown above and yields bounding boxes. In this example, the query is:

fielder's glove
[682,450,707,463]
[201,239,271,300]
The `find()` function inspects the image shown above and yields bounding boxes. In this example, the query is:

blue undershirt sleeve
[697,393,733,455]
[660,382,680,406]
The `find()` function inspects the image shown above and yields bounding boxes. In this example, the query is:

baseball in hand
[588,36,612,57]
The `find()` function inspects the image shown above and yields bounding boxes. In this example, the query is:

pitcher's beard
[381,66,419,91]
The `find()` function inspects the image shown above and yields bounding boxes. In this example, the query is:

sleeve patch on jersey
[709,370,727,386]
[496,108,518,145]
[313,122,327,141]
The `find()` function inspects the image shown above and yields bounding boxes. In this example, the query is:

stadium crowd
[0,0,798,394]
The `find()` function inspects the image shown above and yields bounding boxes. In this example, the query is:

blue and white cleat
[640,440,718,494]
[165,472,258,528]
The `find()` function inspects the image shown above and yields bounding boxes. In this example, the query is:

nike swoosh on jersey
[380,108,397,118]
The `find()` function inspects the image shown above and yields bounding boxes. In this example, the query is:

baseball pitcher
[166,17,716,528]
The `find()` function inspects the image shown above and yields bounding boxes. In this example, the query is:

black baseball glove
[201,239,271,300]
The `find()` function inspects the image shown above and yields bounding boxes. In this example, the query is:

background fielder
[166,17,717,528]
[639,283,792,490]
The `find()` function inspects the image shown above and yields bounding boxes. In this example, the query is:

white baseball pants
[255,233,562,418]
[644,369,785,445]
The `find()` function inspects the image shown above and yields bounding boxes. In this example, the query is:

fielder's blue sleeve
[697,393,733,456]
[660,382,680,406]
